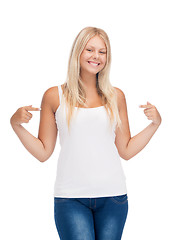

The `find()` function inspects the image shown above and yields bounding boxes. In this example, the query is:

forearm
[126,122,161,160]
[10,121,46,162]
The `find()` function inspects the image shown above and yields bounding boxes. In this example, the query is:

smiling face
[80,35,107,76]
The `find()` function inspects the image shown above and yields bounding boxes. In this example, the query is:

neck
[80,70,97,91]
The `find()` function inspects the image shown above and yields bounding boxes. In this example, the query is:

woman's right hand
[10,105,41,126]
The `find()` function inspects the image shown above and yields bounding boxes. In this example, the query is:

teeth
[88,61,99,66]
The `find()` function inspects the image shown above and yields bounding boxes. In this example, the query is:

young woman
[10,26,162,240]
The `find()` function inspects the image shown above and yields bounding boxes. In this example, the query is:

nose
[92,51,99,60]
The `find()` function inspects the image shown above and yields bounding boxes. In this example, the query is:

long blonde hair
[60,26,122,133]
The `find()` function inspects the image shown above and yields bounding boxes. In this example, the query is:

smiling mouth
[88,61,100,66]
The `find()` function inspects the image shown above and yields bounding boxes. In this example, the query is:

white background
[1,0,178,239]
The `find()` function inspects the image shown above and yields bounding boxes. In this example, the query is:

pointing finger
[25,106,41,111]
[139,104,152,109]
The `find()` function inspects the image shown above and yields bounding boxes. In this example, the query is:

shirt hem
[53,191,128,198]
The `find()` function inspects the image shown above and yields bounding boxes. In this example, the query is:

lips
[88,61,100,65]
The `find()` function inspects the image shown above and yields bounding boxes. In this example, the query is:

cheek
[101,56,107,64]
[80,53,87,62]
[83,53,91,60]
[80,55,85,65]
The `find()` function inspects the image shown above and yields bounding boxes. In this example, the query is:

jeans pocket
[110,194,128,205]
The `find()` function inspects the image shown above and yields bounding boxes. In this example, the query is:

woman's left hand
[139,101,162,126]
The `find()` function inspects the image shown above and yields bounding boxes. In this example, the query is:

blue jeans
[54,194,128,240]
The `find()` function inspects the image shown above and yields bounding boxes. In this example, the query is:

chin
[87,66,103,74]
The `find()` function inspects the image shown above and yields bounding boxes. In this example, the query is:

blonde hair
[60,26,122,133]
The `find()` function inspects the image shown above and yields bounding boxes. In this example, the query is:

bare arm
[114,88,161,160]
[125,122,161,160]
[114,87,131,160]
[10,87,59,162]
[125,102,162,160]
[10,122,46,162]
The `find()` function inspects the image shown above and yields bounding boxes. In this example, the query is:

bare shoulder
[113,86,125,98]
[42,86,59,113]
[113,86,126,108]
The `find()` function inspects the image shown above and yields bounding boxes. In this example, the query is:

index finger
[25,106,41,111]
[139,104,152,108]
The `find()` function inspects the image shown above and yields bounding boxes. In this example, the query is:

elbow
[121,155,130,161]
[120,153,130,161]
[38,155,47,163]
[116,142,131,161]
[39,159,45,163]
[38,157,45,163]
[38,150,51,163]
[122,152,131,160]
[39,157,48,163]
[39,154,51,163]
[124,152,132,160]
[123,146,131,161]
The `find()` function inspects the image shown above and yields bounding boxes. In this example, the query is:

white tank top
[54,85,127,198]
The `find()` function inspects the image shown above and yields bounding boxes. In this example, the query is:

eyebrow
[87,45,106,50]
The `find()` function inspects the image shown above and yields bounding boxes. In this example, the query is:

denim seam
[110,198,128,205]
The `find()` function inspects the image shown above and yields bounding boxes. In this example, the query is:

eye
[86,49,106,54]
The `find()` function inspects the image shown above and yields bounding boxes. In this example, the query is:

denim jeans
[54,194,128,240]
